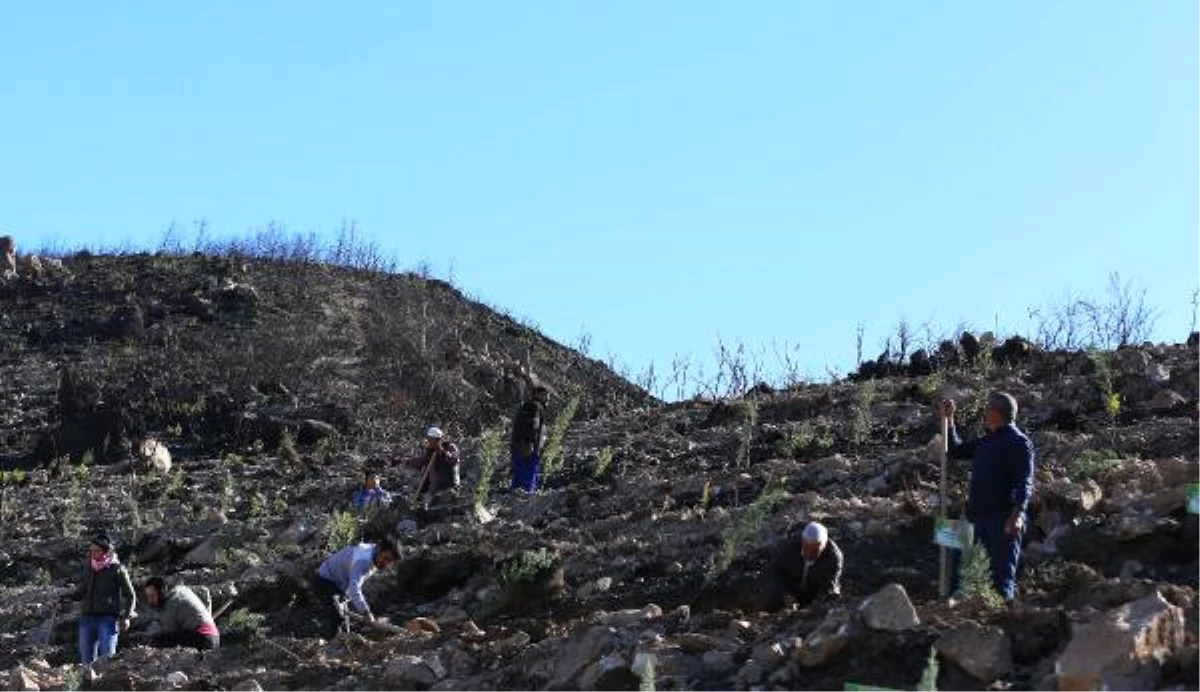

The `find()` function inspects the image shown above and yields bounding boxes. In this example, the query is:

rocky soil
[0,252,1197,691]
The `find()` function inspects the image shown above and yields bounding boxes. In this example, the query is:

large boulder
[382,656,439,688]
[858,583,919,632]
[936,622,1012,682]
[1056,592,1186,691]
[794,607,856,668]
[549,626,621,689]
[1147,389,1186,413]
[1045,478,1103,513]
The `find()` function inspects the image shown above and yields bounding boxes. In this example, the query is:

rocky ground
[0,252,1197,691]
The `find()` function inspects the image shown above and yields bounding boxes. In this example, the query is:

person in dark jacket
[510,386,548,492]
[403,427,460,497]
[74,533,137,666]
[939,391,1035,602]
[760,522,843,611]
[142,577,220,650]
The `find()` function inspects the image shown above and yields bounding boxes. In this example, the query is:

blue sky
[2,1,1196,390]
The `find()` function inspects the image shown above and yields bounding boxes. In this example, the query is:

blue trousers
[79,614,119,664]
[975,514,1022,601]
[511,450,540,492]
[951,515,1022,601]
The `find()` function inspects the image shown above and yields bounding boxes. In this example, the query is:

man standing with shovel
[938,392,1035,603]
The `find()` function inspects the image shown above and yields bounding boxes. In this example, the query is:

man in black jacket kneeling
[759,521,843,612]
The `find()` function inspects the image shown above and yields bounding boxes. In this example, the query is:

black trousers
[313,576,345,639]
[152,630,219,651]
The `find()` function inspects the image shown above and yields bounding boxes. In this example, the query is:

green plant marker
[1188,483,1199,515]
[933,518,972,550]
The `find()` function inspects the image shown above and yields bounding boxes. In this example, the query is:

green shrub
[220,469,236,516]
[278,427,299,464]
[324,509,359,553]
[474,426,504,509]
[541,395,580,478]
[736,398,759,468]
[591,447,615,480]
[918,372,943,401]
[916,646,939,691]
[711,484,789,578]
[498,547,560,588]
[957,526,1004,610]
[1070,449,1122,480]
[1089,350,1121,421]
[698,480,712,512]
[61,458,87,537]
[851,380,876,446]
[224,608,268,640]
[779,419,835,457]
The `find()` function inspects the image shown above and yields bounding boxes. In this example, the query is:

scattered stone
[859,583,919,632]
[579,576,614,599]
[383,656,438,688]
[232,681,263,692]
[596,604,662,626]
[1148,389,1186,412]
[676,633,725,654]
[1046,478,1103,513]
[407,617,442,635]
[702,650,738,675]
[182,537,219,567]
[795,607,855,668]
[1056,592,1185,691]
[549,626,618,689]
[936,622,1012,682]
[751,642,786,668]
[134,438,171,474]
[165,671,189,688]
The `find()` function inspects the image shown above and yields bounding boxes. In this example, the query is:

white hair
[801,522,828,545]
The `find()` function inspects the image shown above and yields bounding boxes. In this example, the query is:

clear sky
[2,2,1196,391]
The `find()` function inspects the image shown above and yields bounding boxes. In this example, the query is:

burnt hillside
[0,251,651,468]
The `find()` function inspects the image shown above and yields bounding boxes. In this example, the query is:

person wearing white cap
[760,521,843,611]
[401,426,461,497]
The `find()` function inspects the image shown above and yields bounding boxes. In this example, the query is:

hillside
[0,252,1197,691]
[0,251,651,470]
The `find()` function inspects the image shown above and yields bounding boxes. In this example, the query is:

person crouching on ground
[352,469,393,511]
[142,577,220,651]
[759,522,843,611]
[74,533,137,669]
[313,538,401,637]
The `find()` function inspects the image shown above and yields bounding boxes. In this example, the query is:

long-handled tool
[938,414,950,598]
[413,449,436,504]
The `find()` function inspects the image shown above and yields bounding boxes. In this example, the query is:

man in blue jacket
[938,391,1035,602]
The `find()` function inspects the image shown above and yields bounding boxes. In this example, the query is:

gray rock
[702,650,738,675]
[181,537,219,567]
[1148,389,1186,412]
[383,656,438,688]
[936,622,1012,682]
[549,626,619,689]
[795,607,856,667]
[1057,591,1185,691]
[859,583,919,632]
